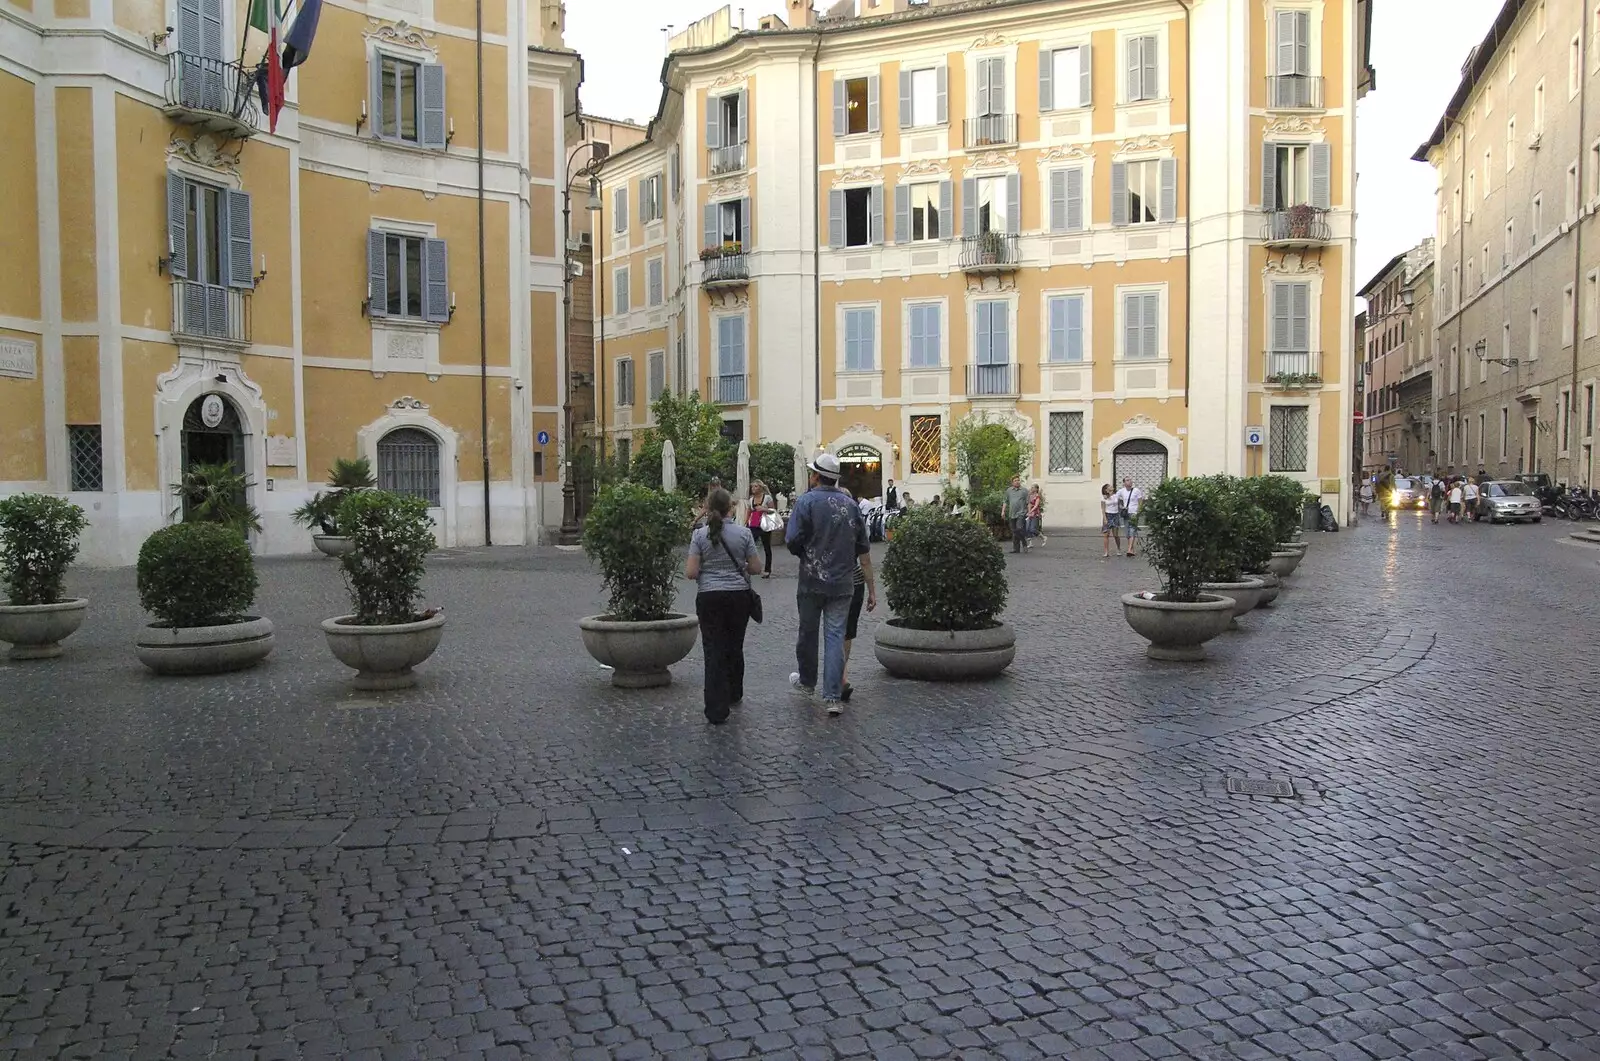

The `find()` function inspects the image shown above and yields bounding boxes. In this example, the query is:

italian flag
[248,0,284,133]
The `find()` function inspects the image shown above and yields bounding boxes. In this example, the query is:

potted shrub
[172,461,261,537]
[874,507,1015,680]
[320,490,443,690]
[578,483,696,687]
[134,523,275,675]
[977,229,1005,264]
[0,494,90,660]
[1199,476,1271,622]
[1121,477,1236,661]
[1248,475,1308,576]
[1285,202,1319,239]
[293,457,376,557]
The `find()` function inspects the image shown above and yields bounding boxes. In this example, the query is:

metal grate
[1112,439,1169,491]
[1226,777,1296,798]
[1048,412,1084,475]
[67,425,103,492]
[377,427,442,506]
[909,414,942,475]
[1269,405,1310,472]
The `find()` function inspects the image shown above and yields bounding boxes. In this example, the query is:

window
[1569,161,1582,219]
[843,306,876,372]
[1565,283,1576,345]
[901,66,945,127]
[1448,413,1457,460]
[1048,167,1085,232]
[613,266,630,315]
[1449,343,1458,394]
[67,425,102,492]
[1592,141,1600,199]
[1116,158,1173,225]
[1466,170,1476,212]
[532,451,544,478]
[1510,43,1518,79]
[1268,405,1309,472]
[647,350,665,403]
[713,315,747,402]
[615,358,635,406]
[972,300,1012,394]
[836,75,876,136]
[1483,150,1492,196]
[1451,264,1461,312]
[1040,45,1088,111]
[1478,412,1487,462]
[706,91,748,173]
[908,303,942,368]
[1452,186,1462,232]
[1505,220,1516,265]
[1121,290,1160,360]
[675,332,687,393]
[909,414,942,475]
[908,183,944,241]
[703,196,751,252]
[1502,407,1510,457]
[974,56,1006,116]
[669,145,680,201]
[1465,258,1474,296]
[1125,34,1159,101]
[1535,80,1546,133]
[1530,305,1541,360]
[838,185,881,247]
[1573,35,1583,97]
[1269,281,1311,376]
[647,257,663,307]
[1507,118,1516,171]
[376,428,441,506]
[612,187,628,233]
[1047,294,1085,362]
[167,174,254,337]
[1538,1,1547,38]
[367,231,448,323]
[639,174,663,225]
[719,91,746,145]
[975,175,1011,233]
[1588,271,1599,338]
[1267,142,1322,207]
[1482,244,1490,283]
[1273,9,1311,79]
[1047,411,1085,474]
[1533,195,1543,242]
[617,437,630,468]
[375,56,445,148]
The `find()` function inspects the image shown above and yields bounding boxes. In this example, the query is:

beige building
[1416,0,1599,485]
[1358,239,1435,475]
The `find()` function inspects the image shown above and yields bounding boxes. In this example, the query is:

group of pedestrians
[1100,477,1144,558]
[1431,473,1480,524]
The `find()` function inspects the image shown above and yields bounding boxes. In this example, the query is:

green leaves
[292,457,379,534]
[337,491,436,625]
[882,506,1007,631]
[748,441,796,498]
[627,391,735,499]
[0,494,88,606]
[1244,475,1309,544]
[583,483,692,622]
[1142,475,1288,600]
[136,523,256,627]
[950,415,1032,498]
[171,461,262,536]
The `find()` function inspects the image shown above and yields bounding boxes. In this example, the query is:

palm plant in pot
[1199,476,1272,622]
[1121,477,1236,661]
[292,457,376,557]
[0,494,90,660]
[321,490,443,690]
[135,523,275,675]
[578,482,696,688]
[172,461,261,536]
[875,506,1014,680]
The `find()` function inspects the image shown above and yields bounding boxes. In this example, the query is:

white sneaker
[825,700,844,716]
[789,672,815,697]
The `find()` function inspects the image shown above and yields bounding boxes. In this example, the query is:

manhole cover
[1226,777,1295,798]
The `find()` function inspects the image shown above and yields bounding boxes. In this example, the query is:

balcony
[1264,349,1323,388]
[172,281,252,345]
[701,250,749,290]
[958,232,1021,274]
[1262,206,1331,248]
[1266,74,1325,110]
[163,52,260,140]
[966,362,1020,398]
[707,373,748,405]
[963,113,1017,149]
[708,142,747,176]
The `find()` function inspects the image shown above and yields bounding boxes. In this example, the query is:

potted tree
[578,482,697,688]
[171,461,261,536]
[321,490,443,690]
[292,457,377,557]
[1249,475,1308,577]
[1197,476,1271,622]
[874,506,1015,680]
[1121,477,1237,661]
[134,523,275,674]
[0,494,90,660]
[1285,202,1320,240]
[978,229,1005,264]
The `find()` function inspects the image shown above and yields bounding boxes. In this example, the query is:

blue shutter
[1123,292,1141,359]
[224,189,253,289]
[422,238,449,323]
[736,89,747,144]
[870,184,884,245]
[733,315,746,372]
[894,183,911,244]
[166,172,189,279]
[703,203,718,253]
[366,230,387,317]
[1111,162,1128,226]
[1159,158,1177,222]
[1290,282,1310,350]
[866,75,880,133]
[936,65,948,124]
[833,78,847,137]
[1066,295,1084,361]
[1048,296,1067,361]
[1311,142,1332,209]
[369,55,385,139]
[1039,48,1055,111]
[992,302,1010,363]
[419,63,447,149]
[1006,172,1021,232]
[962,177,977,236]
[204,284,227,337]
[899,69,913,129]
[1066,167,1084,231]
[976,300,992,364]
[939,180,953,240]
[828,189,844,248]
[198,0,223,107]
[1271,283,1291,351]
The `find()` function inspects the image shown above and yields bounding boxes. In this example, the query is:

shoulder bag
[717,533,763,624]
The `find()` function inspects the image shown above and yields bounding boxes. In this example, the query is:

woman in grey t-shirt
[685,487,762,724]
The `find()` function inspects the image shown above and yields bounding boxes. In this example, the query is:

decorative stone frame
[1095,414,1182,481]
[154,357,269,536]
[356,396,460,546]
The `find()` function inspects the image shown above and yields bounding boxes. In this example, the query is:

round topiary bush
[137,523,258,627]
[0,494,89,606]
[881,506,1007,631]
[583,483,693,622]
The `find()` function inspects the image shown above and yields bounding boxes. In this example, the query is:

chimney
[758,12,787,29]
[787,0,815,27]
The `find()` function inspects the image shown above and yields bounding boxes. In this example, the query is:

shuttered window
[367,231,449,322]
[908,303,942,368]
[1048,167,1085,232]
[616,358,635,407]
[613,266,630,315]
[647,257,664,307]
[1125,35,1159,102]
[1121,291,1160,360]
[373,56,446,149]
[377,428,442,505]
[975,300,1010,365]
[844,307,876,372]
[1040,45,1091,111]
[648,350,666,402]
[166,174,253,339]
[1047,295,1085,362]
[898,66,946,128]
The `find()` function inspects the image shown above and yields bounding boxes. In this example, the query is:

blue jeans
[796,591,851,700]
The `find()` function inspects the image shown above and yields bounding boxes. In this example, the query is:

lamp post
[559,144,604,543]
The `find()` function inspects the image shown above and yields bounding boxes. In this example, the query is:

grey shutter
[1080,43,1093,107]
[1142,38,1158,100]
[166,172,189,279]
[738,197,751,249]
[1123,292,1140,358]
[615,188,627,233]
[866,75,880,133]
[1275,11,1297,75]
[1111,162,1128,226]
[1262,141,1278,211]
[1141,293,1159,358]
[992,301,1010,362]
[198,0,223,107]
[367,230,387,317]
[224,189,252,289]
[638,181,648,224]
[990,58,1006,115]
[869,184,884,245]
[962,177,978,236]
[736,89,747,144]
[1290,282,1310,350]
[1271,283,1291,351]
[976,58,991,116]
[369,55,384,138]
[1293,11,1311,75]
[936,65,948,124]
[1126,38,1141,101]
[1039,48,1054,112]
[894,183,911,244]
[833,78,847,137]
[1066,166,1084,231]
[176,0,200,52]
[976,300,992,363]
[1049,169,1067,231]
[828,188,844,248]
[705,96,721,150]
[939,180,953,240]
[1066,295,1083,360]
[899,69,913,129]
[703,202,717,252]
[419,63,447,149]
[1006,172,1021,232]
[1311,142,1332,209]
[1159,158,1177,222]
[1048,297,1066,359]
[669,146,680,201]
[422,238,449,323]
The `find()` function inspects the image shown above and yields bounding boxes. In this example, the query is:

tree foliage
[583,483,693,622]
[337,491,437,625]
[882,506,1008,631]
[749,441,797,499]
[628,390,735,499]
[0,494,89,606]
[951,414,1033,497]
[172,461,262,536]
[137,523,257,627]
[1139,477,1228,604]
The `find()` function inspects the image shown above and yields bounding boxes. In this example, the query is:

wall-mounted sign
[200,394,225,428]
[0,338,37,380]
[1244,425,1264,447]
[265,435,296,466]
[537,430,550,446]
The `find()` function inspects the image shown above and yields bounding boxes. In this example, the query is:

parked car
[1384,477,1427,512]
[1475,480,1542,524]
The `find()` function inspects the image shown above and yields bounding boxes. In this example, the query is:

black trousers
[696,590,752,721]
[759,529,773,572]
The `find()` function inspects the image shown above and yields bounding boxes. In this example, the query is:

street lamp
[558,142,607,544]
[1473,338,1519,368]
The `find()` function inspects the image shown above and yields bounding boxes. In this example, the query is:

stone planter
[1265,550,1302,578]
[322,612,445,690]
[313,535,355,558]
[1277,540,1309,556]
[874,621,1016,681]
[1121,593,1236,661]
[136,616,275,675]
[1254,572,1282,607]
[579,614,699,688]
[0,598,88,660]
[1200,578,1266,623]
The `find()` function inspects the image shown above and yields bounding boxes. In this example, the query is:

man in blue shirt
[785,452,870,715]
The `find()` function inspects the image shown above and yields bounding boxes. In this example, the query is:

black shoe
[705,708,730,724]
[841,683,853,702]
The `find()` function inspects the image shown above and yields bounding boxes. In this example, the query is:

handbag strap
[715,531,752,587]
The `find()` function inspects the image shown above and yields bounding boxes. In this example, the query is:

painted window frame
[903,299,947,370]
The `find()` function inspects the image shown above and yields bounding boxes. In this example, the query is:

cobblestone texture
[2,515,1598,1060]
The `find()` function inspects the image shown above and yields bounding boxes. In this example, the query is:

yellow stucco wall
[436,0,506,38]
[238,143,294,349]
[54,0,89,17]
[121,340,170,490]
[116,93,169,331]
[63,337,101,425]
[113,0,162,34]
[530,184,556,258]
[241,354,298,470]
[0,72,41,323]
[56,88,98,323]
[530,289,559,405]
[0,330,46,483]
[528,85,554,181]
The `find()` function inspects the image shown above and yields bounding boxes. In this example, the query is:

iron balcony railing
[707,373,748,405]
[966,363,1020,397]
[172,281,252,344]
[1262,207,1331,246]
[958,232,1022,272]
[164,52,260,138]
[1266,74,1325,110]
[708,142,747,176]
[963,113,1017,149]
[702,251,749,287]
[1265,349,1323,385]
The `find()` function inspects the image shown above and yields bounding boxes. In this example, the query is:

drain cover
[1226,777,1295,798]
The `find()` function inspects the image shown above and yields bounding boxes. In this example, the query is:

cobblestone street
[2,516,1599,1060]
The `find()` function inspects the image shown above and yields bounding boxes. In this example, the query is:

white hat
[808,452,841,479]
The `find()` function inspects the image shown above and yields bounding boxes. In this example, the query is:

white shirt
[1449,485,1463,503]
[1463,482,1479,501]
[1102,494,1121,515]
[1116,486,1143,514]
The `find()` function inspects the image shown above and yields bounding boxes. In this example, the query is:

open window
[829,185,884,248]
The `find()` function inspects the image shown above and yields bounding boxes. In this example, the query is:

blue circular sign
[537,431,550,446]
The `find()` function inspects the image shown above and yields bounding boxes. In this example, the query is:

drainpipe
[476,0,491,544]
[1176,0,1192,416]
[1569,9,1589,483]
[812,34,823,438]
[596,181,607,469]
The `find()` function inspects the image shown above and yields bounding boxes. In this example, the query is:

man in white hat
[784,450,870,715]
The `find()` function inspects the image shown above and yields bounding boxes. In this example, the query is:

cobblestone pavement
[3,513,1600,1060]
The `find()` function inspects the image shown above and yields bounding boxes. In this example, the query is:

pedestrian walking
[1429,475,1446,524]
[1462,478,1480,522]
[1100,484,1123,558]
[1026,484,1046,546]
[1447,478,1463,523]
[1002,475,1030,553]
[748,480,777,578]
[1359,480,1374,518]
[835,489,878,704]
[1116,476,1144,556]
[785,452,870,715]
[685,487,762,725]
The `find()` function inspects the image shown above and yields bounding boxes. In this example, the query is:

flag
[248,0,284,132]
[281,0,322,70]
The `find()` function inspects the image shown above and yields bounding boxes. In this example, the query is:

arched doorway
[1112,438,1168,490]
[178,393,247,525]
[837,444,884,501]
[377,427,443,506]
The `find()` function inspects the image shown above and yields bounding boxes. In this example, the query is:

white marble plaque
[0,338,37,380]
[266,435,297,466]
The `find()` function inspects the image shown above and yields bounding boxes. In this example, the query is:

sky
[567,0,1508,305]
